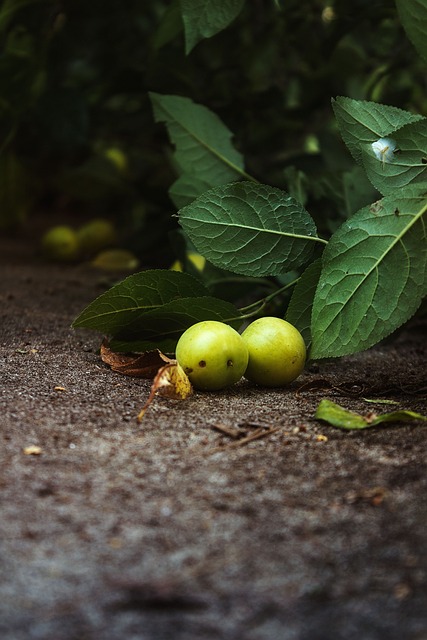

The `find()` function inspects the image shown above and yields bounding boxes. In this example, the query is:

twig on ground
[207,426,281,454]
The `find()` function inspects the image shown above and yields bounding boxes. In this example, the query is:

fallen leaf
[138,361,193,421]
[23,445,42,455]
[101,340,172,378]
[344,486,387,506]
[315,399,427,431]
[91,249,140,271]
[316,434,328,442]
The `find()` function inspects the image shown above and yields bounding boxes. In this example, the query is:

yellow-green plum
[175,321,249,391]
[242,317,306,387]
[77,218,117,257]
[103,147,128,175]
[41,225,79,261]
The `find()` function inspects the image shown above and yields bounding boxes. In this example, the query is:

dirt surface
[1,235,427,640]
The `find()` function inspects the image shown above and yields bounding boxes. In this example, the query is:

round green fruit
[41,225,79,261]
[104,147,128,175]
[241,317,306,387]
[77,218,117,257]
[175,321,249,391]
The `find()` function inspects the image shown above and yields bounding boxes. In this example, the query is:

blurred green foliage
[0,0,424,265]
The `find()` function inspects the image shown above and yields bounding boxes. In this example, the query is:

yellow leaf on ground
[137,361,193,421]
[23,445,42,455]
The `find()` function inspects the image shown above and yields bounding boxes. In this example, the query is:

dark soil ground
[1,235,426,640]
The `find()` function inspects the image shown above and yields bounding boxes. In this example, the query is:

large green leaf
[342,166,379,218]
[361,119,427,195]
[152,0,183,50]
[285,258,322,350]
[72,270,209,335]
[180,0,244,53]
[149,92,246,203]
[332,97,424,164]
[168,174,213,208]
[109,296,243,353]
[396,0,427,62]
[310,185,427,359]
[179,182,324,277]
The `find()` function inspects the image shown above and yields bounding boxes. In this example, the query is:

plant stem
[239,277,301,319]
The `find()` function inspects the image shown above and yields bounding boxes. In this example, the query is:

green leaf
[361,119,427,195]
[108,296,243,353]
[179,182,324,277]
[315,399,427,431]
[310,185,427,359]
[180,0,244,53]
[152,0,183,50]
[168,174,213,209]
[285,258,322,350]
[149,92,247,197]
[332,97,424,164]
[396,0,427,62]
[72,270,209,335]
[342,166,379,217]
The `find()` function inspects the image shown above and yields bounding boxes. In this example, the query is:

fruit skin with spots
[41,225,80,261]
[241,317,306,387]
[175,321,249,391]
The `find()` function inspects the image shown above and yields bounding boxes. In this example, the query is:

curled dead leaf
[101,340,172,378]
[137,362,193,421]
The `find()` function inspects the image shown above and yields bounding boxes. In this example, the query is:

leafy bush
[2,0,426,358]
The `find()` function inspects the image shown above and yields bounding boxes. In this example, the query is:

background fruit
[103,147,129,175]
[242,317,306,387]
[77,218,117,257]
[91,249,139,271]
[175,320,248,391]
[41,225,80,261]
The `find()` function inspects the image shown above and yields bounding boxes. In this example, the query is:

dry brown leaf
[101,340,172,378]
[137,361,193,421]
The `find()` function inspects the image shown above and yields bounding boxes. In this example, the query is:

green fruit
[241,317,306,387]
[104,147,128,175]
[77,218,117,256]
[41,225,80,261]
[175,321,249,391]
